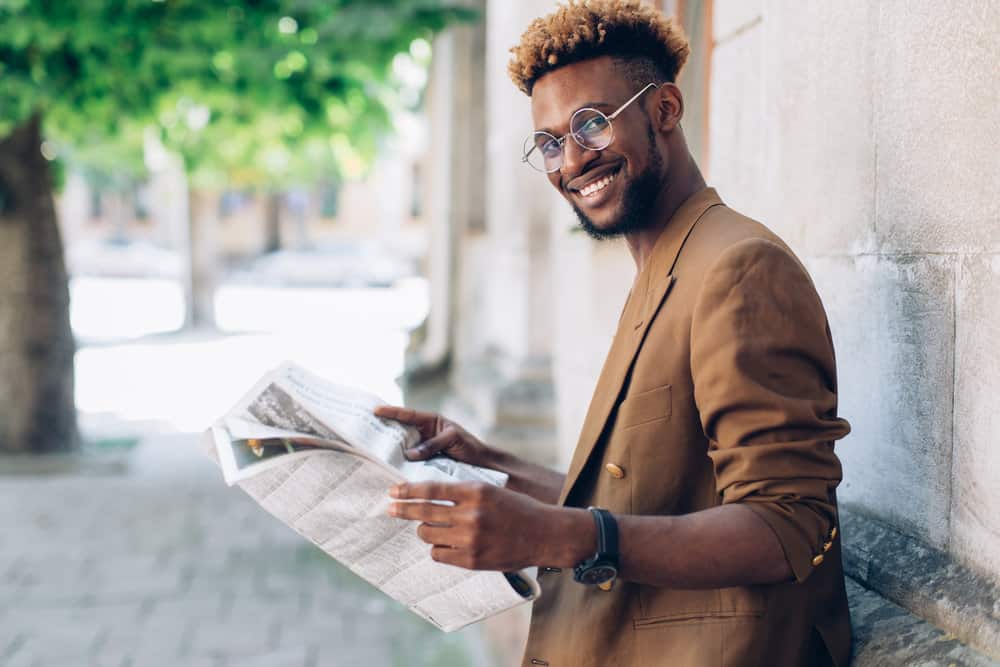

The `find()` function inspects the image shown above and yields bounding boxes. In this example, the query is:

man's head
[509,0,691,240]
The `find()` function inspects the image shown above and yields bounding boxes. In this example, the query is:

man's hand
[387,481,594,572]
[374,406,494,467]
[375,405,567,504]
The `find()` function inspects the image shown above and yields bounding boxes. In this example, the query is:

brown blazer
[522,189,851,667]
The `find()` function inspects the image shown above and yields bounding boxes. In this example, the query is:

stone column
[406,1,487,378]
[436,0,565,466]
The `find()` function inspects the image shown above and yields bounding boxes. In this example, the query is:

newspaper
[207,362,540,632]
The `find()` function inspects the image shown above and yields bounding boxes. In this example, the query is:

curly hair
[508,0,690,96]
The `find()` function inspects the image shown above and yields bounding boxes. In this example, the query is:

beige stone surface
[951,254,1000,579]
[808,254,955,549]
[712,0,762,44]
[758,0,878,257]
[874,0,1000,254]
[708,23,769,222]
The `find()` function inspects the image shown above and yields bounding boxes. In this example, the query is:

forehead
[530,56,631,131]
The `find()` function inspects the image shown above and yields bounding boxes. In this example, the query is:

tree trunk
[0,114,79,454]
[264,191,282,253]
[185,189,220,329]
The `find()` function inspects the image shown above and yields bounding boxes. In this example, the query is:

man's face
[530,56,666,239]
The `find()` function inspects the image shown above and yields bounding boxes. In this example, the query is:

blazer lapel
[558,189,724,506]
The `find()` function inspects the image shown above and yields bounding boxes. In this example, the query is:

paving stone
[0,433,491,665]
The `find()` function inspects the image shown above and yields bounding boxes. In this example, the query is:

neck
[624,155,705,275]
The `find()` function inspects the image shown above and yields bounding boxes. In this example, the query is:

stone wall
[706,0,1000,656]
[708,0,999,580]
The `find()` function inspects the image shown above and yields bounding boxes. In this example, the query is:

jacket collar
[558,187,724,506]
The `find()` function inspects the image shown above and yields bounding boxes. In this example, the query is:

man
[377,1,851,665]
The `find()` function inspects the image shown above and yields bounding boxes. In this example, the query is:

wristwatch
[573,507,619,586]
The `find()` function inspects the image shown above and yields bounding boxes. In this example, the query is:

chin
[572,205,628,241]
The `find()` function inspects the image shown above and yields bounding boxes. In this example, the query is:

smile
[573,165,622,200]
[580,171,618,197]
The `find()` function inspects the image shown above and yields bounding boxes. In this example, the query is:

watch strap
[589,507,618,560]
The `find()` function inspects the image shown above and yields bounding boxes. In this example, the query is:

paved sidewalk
[0,434,493,667]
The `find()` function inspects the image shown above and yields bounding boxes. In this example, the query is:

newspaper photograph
[207,362,539,632]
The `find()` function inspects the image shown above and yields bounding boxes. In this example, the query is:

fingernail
[389,485,402,498]
[387,503,399,517]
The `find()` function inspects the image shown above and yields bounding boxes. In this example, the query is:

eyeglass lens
[523,108,614,173]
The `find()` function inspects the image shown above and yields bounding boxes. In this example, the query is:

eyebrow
[537,101,613,134]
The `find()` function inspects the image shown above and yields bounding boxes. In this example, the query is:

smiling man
[376,1,852,665]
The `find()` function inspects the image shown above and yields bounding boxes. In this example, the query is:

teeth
[579,171,617,197]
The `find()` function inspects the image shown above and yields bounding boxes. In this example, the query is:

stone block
[713,0,762,44]
[3,621,102,665]
[874,0,1000,254]
[230,647,311,667]
[841,508,1000,658]
[758,0,878,257]
[847,578,1000,666]
[186,617,275,659]
[708,24,769,222]
[143,594,227,627]
[104,614,192,666]
[951,254,1000,578]
[807,254,955,548]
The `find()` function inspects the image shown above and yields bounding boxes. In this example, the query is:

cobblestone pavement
[0,434,493,667]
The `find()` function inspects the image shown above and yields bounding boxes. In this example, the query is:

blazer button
[605,463,626,479]
[830,526,838,540]
[823,541,833,553]
[812,554,825,567]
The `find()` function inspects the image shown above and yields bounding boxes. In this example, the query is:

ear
[651,83,684,133]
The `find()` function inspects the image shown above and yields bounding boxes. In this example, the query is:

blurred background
[1,0,998,666]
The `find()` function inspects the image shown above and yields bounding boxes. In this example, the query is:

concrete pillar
[143,131,189,253]
[435,0,567,465]
[478,0,561,381]
[407,2,487,376]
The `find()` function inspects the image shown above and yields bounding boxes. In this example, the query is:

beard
[571,124,664,241]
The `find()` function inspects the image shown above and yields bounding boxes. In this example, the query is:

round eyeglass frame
[521,82,659,174]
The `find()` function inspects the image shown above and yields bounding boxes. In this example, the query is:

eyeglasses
[522,82,659,173]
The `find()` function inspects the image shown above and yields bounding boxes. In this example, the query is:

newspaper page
[208,362,540,632]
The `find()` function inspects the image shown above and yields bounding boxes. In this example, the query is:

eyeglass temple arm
[606,82,659,121]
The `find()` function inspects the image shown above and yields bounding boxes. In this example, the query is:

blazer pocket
[618,384,672,430]
[633,608,764,630]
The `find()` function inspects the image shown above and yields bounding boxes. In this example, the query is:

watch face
[580,564,617,585]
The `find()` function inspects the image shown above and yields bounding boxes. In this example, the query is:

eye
[540,138,561,157]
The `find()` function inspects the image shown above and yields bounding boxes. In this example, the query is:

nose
[559,137,599,183]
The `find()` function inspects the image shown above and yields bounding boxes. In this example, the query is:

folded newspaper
[207,361,540,632]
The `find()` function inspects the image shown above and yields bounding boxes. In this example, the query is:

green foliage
[0,0,477,187]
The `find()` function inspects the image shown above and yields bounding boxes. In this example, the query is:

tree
[0,0,475,454]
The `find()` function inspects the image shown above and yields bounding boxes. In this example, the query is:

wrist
[540,507,598,568]
[477,442,506,470]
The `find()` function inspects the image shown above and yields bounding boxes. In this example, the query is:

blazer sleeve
[690,237,850,584]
